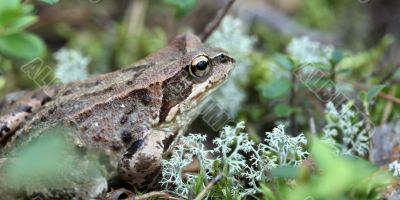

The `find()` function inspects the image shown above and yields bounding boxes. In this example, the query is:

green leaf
[261,184,277,200]
[0,0,34,28]
[274,104,296,117]
[193,169,206,196]
[299,76,333,90]
[40,0,59,4]
[0,32,46,59]
[261,79,291,99]
[4,128,75,185]
[270,166,299,179]
[359,91,368,103]
[0,9,22,27]
[367,84,386,102]
[273,54,293,71]
[307,62,331,71]
[330,49,344,65]
[392,68,400,80]
[164,0,197,17]
[4,16,37,35]
[0,77,6,90]
[0,0,20,13]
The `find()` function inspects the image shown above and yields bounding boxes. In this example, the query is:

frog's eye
[189,55,210,78]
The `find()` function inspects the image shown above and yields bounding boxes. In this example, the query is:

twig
[193,173,224,200]
[124,0,148,40]
[133,191,183,200]
[289,69,298,134]
[380,87,396,125]
[330,63,337,95]
[191,155,225,200]
[309,116,317,135]
[352,82,400,105]
[380,64,400,84]
[231,0,337,44]
[199,0,236,41]
[378,92,400,105]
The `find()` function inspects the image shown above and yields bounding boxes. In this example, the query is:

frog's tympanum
[0,34,235,199]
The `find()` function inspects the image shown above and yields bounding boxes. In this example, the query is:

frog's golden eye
[189,55,210,78]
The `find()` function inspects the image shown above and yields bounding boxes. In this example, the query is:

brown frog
[0,34,235,199]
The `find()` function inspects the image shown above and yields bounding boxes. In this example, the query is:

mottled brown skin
[0,34,235,198]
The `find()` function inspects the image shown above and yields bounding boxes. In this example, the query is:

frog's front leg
[118,130,166,188]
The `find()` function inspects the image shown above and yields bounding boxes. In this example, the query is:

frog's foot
[118,130,165,188]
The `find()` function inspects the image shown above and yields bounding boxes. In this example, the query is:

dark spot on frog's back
[121,64,149,79]
[162,130,179,151]
[142,165,162,186]
[120,115,128,125]
[123,139,144,159]
[126,80,133,85]
[32,90,52,105]
[128,89,151,106]
[61,89,73,96]
[17,105,32,113]
[120,129,133,144]
[0,121,9,135]
[141,92,151,106]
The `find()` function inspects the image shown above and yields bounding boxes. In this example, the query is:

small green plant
[0,0,46,60]
[263,138,393,200]
[161,122,308,199]
[389,160,400,177]
[3,127,108,198]
[163,0,197,17]
[322,101,369,157]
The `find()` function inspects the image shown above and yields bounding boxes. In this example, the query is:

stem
[133,191,183,200]
[362,97,372,160]
[330,63,337,95]
[380,87,397,125]
[199,0,236,41]
[289,69,298,134]
[380,64,400,84]
[378,92,400,105]
[193,173,224,200]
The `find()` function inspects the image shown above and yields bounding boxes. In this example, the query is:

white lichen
[322,101,369,156]
[212,122,259,197]
[263,124,308,166]
[161,122,308,198]
[160,134,212,196]
[287,37,333,65]
[389,160,400,177]
[206,16,255,58]
[54,49,90,83]
[206,15,256,116]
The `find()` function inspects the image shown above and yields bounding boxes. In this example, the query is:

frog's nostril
[219,54,230,63]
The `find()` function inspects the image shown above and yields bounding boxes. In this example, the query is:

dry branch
[200,0,236,41]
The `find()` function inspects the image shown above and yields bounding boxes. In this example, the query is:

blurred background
[1,0,400,154]
[1,0,400,199]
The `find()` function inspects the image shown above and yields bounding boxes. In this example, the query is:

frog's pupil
[196,61,208,71]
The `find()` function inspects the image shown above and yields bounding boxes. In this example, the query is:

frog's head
[158,33,235,126]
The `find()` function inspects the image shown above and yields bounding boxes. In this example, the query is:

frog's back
[0,33,208,153]
[0,67,165,154]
